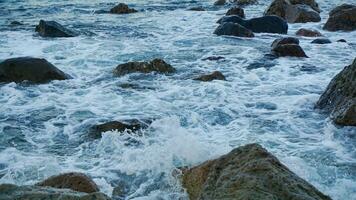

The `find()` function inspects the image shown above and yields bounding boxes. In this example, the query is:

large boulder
[36,172,99,193]
[113,59,176,76]
[226,7,245,18]
[323,4,356,31]
[214,22,254,37]
[182,143,332,200]
[218,15,288,34]
[110,3,137,14]
[316,58,356,126]
[0,184,110,200]
[194,71,226,82]
[35,20,77,37]
[89,119,151,139]
[0,57,70,83]
[296,28,322,37]
[264,0,321,23]
[271,37,307,57]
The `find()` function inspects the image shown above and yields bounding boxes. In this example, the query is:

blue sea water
[0,0,355,199]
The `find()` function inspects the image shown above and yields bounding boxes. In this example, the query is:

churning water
[0,0,355,199]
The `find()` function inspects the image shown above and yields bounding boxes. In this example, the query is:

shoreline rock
[194,71,226,82]
[182,143,332,200]
[0,57,71,83]
[323,4,356,31]
[271,37,307,57]
[35,20,78,37]
[214,22,254,37]
[113,59,176,76]
[110,3,138,14]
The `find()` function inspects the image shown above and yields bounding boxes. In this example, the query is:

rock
[10,21,23,26]
[0,184,111,200]
[202,56,225,61]
[181,143,332,200]
[188,7,205,11]
[0,57,70,83]
[234,0,258,6]
[285,4,321,23]
[194,71,226,82]
[271,38,307,57]
[214,22,254,37]
[271,37,299,49]
[214,0,226,6]
[110,3,138,14]
[226,7,245,18]
[246,55,277,70]
[35,20,77,37]
[90,119,151,139]
[316,58,356,126]
[296,28,322,37]
[218,15,288,34]
[337,39,347,43]
[265,0,321,23]
[323,4,356,31]
[36,172,99,193]
[113,59,176,76]
[311,38,332,44]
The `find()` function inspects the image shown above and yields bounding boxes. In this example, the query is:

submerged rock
[0,184,110,200]
[188,7,206,11]
[194,71,226,82]
[214,22,254,37]
[202,56,225,61]
[265,0,321,23]
[235,0,258,6]
[218,15,288,34]
[296,28,322,37]
[311,38,332,44]
[316,58,356,126]
[182,143,332,200]
[0,57,70,83]
[90,119,151,139]
[36,172,99,193]
[323,4,356,31]
[9,21,23,26]
[226,7,245,18]
[271,37,307,57]
[214,0,226,6]
[337,39,347,43]
[110,3,138,14]
[113,59,176,76]
[35,20,77,37]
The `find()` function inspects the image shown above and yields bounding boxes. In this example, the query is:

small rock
[90,119,151,139]
[35,20,78,37]
[113,59,176,76]
[323,4,356,31]
[214,22,254,37]
[226,6,245,18]
[296,28,322,37]
[36,172,99,193]
[182,143,332,200]
[0,57,70,83]
[271,37,299,49]
[214,0,226,6]
[10,21,23,26]
[337,39,347,43]
[110,3,138,14]
[194,71,226,82]
[316,58,356,126]
[202,56,225,61]
[218,15,288,34]
[188,7,205,11]
[271,38,307,58]
[311,38,332,44]
[235,0,258,6]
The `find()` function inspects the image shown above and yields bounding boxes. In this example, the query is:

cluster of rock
[181,143,332,200]
[0,172,110,200]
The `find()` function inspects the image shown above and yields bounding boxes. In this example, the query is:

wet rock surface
[182,143,332,200]
[0,57,70,83]
[36,172,99,193]
[194,71,226,82]
[226,7,245,18]
[316,58,356,126]
[35,20,78,37]
[113,59,176,76]
[296,28,322,37]
[110,3,137,14]
[0,184,111,200]
[323,4,356,32]
[214,22,254,37]
[271,37,307,57]
[311,38,332,44]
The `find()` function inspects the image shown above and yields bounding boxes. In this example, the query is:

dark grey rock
[214,22,254,37]
[214,0,226,6]
[316,58,356,126]
[271,37,307,57]
[323,4,356,31]
[311,38,332,44]
[35,20,78,37]
[113,59,176,76]
[202,56,225,61]
[0,57,71,83]
[226,7,245,18]
[188,7,205,11]
[182,143,332,200]
[271,37,299,49]
[194,71,226,82]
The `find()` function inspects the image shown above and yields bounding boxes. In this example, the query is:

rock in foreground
[194,71,226,82]
[35,20,77,37]
[316,58,356,126]
[36,172,99,193]
[0,57,70,83]
[182,143,332,200]
[110,3,138,14]
[214,22,254,37]
[0,184,110,200]
[113,59,176,76]
[323,4,356,31]
[271,37,307,57]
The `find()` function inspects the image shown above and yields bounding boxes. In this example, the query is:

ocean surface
[0,0,355,199]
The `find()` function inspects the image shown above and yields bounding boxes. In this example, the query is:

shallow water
[0,0,355,199]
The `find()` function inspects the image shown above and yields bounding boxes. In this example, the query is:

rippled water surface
[0,0,355,199]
